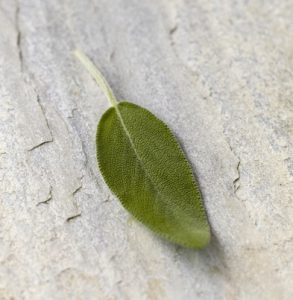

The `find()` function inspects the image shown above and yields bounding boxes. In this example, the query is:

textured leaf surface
[97,102,210,248]
[74,50,210,249]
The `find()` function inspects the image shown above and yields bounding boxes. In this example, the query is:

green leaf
[74,50,211,249]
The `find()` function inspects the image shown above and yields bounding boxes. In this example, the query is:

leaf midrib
[115,105,199,222]
[114,106,164,199]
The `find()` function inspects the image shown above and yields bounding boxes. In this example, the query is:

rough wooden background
[0,0,292,299]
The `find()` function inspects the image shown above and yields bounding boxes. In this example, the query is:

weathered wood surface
[0,0,292,299]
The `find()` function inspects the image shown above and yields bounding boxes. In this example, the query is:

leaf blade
[97,102,210,249]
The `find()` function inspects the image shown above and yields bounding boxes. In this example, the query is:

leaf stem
[74,49,118,107]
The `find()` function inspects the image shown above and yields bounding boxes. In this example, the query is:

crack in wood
[72,184,82,196]
[233,160,241,193]
[28,95,54,151]
[28,139,53,151]
[15,0,23,72]
[36,186,53,206]
[66,213,81,222]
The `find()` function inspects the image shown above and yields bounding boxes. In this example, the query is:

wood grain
[0,0,292,299]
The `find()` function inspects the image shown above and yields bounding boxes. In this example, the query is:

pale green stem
[74,49,118,107]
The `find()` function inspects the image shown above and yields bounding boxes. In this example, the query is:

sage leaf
[74,50,211,249]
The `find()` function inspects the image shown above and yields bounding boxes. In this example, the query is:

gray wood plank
[0,0,292,299]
